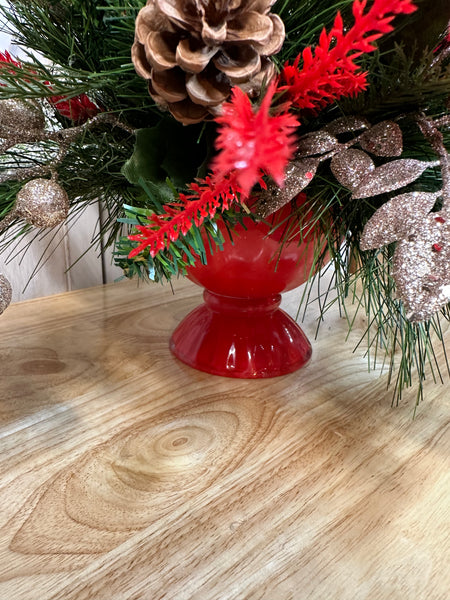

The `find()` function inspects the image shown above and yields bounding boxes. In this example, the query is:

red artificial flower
[0,51,26,85]
[211,81,299,197]
[128,174,242,258]
[0,50,21,69]
[0,50,100,123]
[277,0,417,114]
[47,92,100,124]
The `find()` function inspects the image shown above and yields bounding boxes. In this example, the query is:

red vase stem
[170,202,317,378]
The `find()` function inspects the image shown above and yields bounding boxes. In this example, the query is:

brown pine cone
[132,0,285,124]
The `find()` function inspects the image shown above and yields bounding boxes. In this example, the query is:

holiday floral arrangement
[0,0,450,405]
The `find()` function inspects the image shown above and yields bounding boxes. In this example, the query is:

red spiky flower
[0,50,21,69]
[128,174,244,258]
[0,50,100,123]
[277,0,417,114]
[211,81,299,197]
[47,92,100,124]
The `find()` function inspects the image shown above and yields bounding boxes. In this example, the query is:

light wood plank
[0,279,448,600]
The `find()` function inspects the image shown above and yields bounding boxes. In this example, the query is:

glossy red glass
[170,203,317,378]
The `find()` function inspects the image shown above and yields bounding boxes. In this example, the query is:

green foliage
[274,0,355,64]
[0,0,156,116]
[0,0,213,255]
[114,202,230,284]
[122,119,211,189]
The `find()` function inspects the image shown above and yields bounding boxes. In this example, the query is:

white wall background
[0,21,122,303]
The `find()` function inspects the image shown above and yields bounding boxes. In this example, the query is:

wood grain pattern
[0,279,449,600]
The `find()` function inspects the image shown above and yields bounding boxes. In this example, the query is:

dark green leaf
[121,118,208,188]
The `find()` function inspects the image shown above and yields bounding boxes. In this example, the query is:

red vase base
[170,291,312,378]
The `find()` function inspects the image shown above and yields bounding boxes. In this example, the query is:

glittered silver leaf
[255,158,319,218]
[0,273,12,316]
[352,159,439,199]
[392,213,450,321]
[330,148,375,190]
[296,131,338,156]
[360,191,440,249]
[325,116,370,135]
[359,121,403,157]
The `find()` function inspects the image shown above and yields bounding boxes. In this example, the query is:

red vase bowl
[170,202,317,378]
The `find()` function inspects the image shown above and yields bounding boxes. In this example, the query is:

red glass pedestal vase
[170,205,317,378]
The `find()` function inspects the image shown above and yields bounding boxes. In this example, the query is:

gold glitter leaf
[0,274,12,316]
[324,116,370,135]
[0,98,45,135]
[392,214,450,322]
[360,190,449,321]
[352,159,437,199]
[296,131,338,156]
[330,148,375,190]
[255,158,319,218]
[360,191,439,249]
[359,121,403,157]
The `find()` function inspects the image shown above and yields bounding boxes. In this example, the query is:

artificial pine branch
[0,113,134,188]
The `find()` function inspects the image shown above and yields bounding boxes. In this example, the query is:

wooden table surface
[0,279,449,600]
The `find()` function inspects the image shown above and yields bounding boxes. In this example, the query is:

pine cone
[132,0,285,124]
